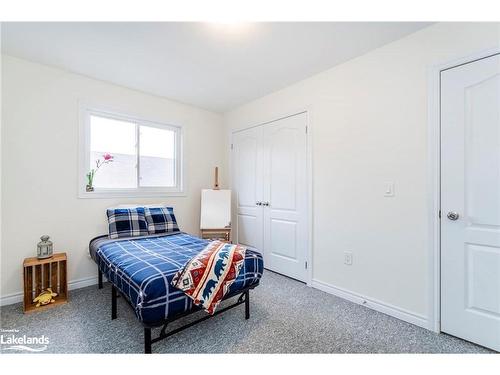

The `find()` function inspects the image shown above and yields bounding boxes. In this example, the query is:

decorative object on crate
[37,235,53,259]
[23,253,68,313]
[33,288,58,307]
[86,152,114,192]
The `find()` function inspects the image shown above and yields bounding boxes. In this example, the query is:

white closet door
[232,126,264,251]
[263,113,308,282]
[441,53,500,351]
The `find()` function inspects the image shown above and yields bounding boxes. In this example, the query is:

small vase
[86,185,94,192]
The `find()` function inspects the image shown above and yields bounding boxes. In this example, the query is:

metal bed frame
[99,268,258,354]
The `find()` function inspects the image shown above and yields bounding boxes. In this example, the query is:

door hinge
[305,261,308,269]
[231,143,233,150]
[438,210,441,219]
[305,125,308,134]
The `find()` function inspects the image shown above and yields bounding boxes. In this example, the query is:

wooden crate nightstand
[23,253,68,313]
[200,228,231,243]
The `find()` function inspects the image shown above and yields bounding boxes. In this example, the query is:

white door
[263,113,308,282]
[232,126,264,251]
[441,53,500,352]
[232,112,309,282]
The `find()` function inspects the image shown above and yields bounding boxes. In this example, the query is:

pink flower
[103,153,113,161]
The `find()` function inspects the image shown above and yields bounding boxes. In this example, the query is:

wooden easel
[200,167,231,242]
[213,166,220,190]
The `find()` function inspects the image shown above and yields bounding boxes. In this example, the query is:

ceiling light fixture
[206,21,253,34]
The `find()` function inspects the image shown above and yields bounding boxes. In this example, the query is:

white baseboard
[0,275,99,307]
[311,279,430,330]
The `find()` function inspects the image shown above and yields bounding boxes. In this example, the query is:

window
[80,106,183,197]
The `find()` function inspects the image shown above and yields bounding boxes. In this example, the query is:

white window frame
[78,103,185,198]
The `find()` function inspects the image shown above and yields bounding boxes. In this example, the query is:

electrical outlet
[344,251,353,266]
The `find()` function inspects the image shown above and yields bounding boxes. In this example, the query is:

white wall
[0,24,3,302]
[224,23,500,327]
[1,55,226,303]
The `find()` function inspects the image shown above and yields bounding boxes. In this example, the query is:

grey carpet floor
[0,271,493,354]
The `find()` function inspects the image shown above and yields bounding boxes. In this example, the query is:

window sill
[78,190,186,199]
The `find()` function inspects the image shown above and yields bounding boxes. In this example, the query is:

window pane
[139,125,176,187]
[90,115,137,189]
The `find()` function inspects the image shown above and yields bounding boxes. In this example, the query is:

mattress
[89,232,263,326]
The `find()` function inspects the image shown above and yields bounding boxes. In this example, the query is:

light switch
[384,181,395,197]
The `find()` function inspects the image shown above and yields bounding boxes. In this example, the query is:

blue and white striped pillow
[106,207,148,239]
[144,206,180,234]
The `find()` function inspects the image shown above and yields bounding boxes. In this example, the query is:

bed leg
[144,328,152,354]
[98,268,103,289]
[245,290,250,320]
[111,284,117,320]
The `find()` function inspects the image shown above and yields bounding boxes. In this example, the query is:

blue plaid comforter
[89,232,263,326]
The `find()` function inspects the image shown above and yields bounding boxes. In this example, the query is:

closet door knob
[256,202,262,206]
[263,202,270,207]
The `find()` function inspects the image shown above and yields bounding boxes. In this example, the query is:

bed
[89,231,263,353]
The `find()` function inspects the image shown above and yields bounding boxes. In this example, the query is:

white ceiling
[2,22,431,112]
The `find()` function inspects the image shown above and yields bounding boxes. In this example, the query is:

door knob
[263,202,270,207]
[256,202,262,206]
[447,211,459,221]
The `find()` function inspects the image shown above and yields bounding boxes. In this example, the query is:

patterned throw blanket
[171,241,246,314]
